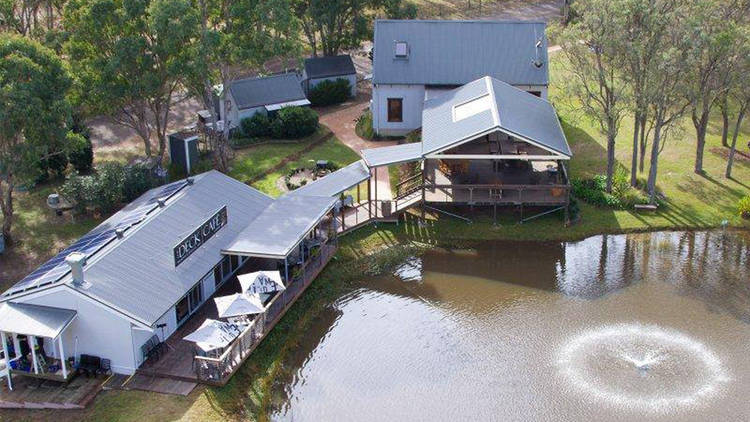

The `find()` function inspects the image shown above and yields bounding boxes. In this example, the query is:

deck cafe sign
[174,206,228,267]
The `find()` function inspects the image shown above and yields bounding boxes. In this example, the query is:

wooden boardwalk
[0,373,104,409]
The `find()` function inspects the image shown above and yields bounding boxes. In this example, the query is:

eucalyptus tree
[618,0,683,186]
[0,34,83,243]
[293,0,416,57]
[682,0,745,175]
[186,0,299,172]
[0,0,64,36]
[64,0,199,161]
[554,0,628,193]
[725,29,750,179]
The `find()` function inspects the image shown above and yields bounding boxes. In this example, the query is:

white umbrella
[183,319,241,352]
[214,293,265,318]
[238,270,285,295]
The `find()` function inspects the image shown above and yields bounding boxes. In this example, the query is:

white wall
[308,75,357,97]
[371,84,425,137]
[20,288,140,375]
[220,90,266,130]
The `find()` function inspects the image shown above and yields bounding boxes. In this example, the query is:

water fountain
[557,323,731,413]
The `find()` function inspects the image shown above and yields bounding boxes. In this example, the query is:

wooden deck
[0,372,104,409]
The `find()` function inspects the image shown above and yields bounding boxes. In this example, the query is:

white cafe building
[0,171,338,384]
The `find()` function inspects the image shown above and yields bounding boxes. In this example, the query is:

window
[528,91,542,98]
[221,255,231,278]
[230,255,239,272]
[387,98,403,122]
[452,94,493,122]
[395,41,408,58]
[177,282,204,324]
[214,265,222,287]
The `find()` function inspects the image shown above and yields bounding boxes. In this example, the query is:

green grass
[247,135,362,197]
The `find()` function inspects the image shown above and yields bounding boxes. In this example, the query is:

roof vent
[65,252,88,288]
[157,198,166,207]
[115,228,126,239]
[186,177,194,185]
[394,41,408,58]
[533,60,544,69]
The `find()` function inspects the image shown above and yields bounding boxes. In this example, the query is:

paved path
[317,92,396,202]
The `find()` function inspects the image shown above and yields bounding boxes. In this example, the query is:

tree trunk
[630,112,640,187]
[693,110,710,175]
[0,174,14,245]
[647,122,663,205]
[638,115,647,173]
[725,107,746,179]
[720,97,730,147]
[606,130,616,193]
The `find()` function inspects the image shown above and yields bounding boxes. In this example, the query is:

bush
[61,161,158,214]
[355,109,375,140]
[240,112,272,138]
[69,136,94,174]
[572,170,649,209]
[739,196,750,219]
[270,106,319,139]
[307,78,351,106]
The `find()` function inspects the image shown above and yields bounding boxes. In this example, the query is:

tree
[187,0,299,171]
[618,0,683,187]
[555,0,628,193]
[64,0,198,161]
[294,0,415,57]
[0,0,66,36]
[725,28,750,179]
[682,0,744,175]
[0,34,83,242]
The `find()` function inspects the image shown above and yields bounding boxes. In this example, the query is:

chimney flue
[65,252,87,287]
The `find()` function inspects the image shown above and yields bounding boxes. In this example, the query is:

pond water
[269,230,750,421]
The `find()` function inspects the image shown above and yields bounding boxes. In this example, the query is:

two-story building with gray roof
[371,20,549,136]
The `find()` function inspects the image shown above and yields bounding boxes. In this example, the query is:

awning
[285,160,370,198]
[361,142,424,167]
[183,319,242,352]
[222,195,337,259]
[0,302,76,338]
[239,271,285,295]
[213,293,265,318]
[265,99,312,111]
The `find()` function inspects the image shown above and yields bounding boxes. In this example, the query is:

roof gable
[304,55,356,79]
[229,73,307,110]
[373,20,549,86]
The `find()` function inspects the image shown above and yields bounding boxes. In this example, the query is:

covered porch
[0,303,77,390]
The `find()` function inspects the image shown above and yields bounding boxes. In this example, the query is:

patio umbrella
[214,293,265,318]
[238,270,285,295]
[183,319,242,352]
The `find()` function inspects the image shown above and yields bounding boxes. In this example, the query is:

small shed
[168,130,200,174]
[222,73,311,129]
[302,55,357,97]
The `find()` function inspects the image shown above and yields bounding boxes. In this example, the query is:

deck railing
[193,243,337,384]
[423,183,570,205]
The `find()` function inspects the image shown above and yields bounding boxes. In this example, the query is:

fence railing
[193,243,337,384]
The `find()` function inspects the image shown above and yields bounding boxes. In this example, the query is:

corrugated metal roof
[222,195,337,259]
[361,142,424,167]
[0,302,76,338]
[373,20,549,86]
[229,73,307,110]
[71,171,274,326]
[304,55,356,79]
[285,160,370,198]
[422,76,571,157]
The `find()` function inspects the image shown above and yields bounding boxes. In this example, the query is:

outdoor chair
[142,335,164,362]
[79,354,101,377]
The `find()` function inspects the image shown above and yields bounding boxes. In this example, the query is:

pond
[268,230,750,421]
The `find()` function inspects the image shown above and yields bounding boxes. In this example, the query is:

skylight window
[453,94,493,122]
[394,41,408,58]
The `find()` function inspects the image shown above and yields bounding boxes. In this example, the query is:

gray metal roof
[229,73,307,110]
[222,195,337,259]
[70,171,274,326]
[422,76,571,157]
[361,142,424,167]
[373,20,549,86]
[285,160,370,197]
[0,302,76,338]
[304,55,356,79]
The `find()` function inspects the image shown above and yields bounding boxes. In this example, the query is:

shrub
[69,136,94,174]
[61,161,158,214]
[270,106,319,139]
[355,109,375,140]
[94,162,126,212]
[122,163,153,202]
[572,177,621,207]
[240,112,272,138]
[308,78,351,106]
[739,196,750,219]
